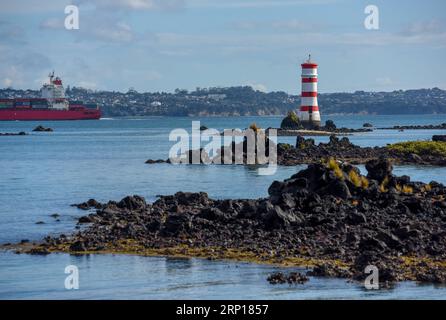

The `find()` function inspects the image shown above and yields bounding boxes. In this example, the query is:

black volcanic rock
[32,125,53,132]
[433,135,446,142]
[0,132,28,136]
[117,195,146,210]
[380,123,446,130]
[72,199,102,210]
[324,120,337,131]
[31,160,446,284]
[69,241,87,252]
[366,158,393,182]
[267,272,308,284]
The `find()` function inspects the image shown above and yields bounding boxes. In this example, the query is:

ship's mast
[48,71,55,84]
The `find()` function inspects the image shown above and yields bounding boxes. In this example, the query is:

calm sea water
[1,114,446,299]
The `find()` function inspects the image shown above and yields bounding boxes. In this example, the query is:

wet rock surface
[267,272,309,285]
[26,159,446,285]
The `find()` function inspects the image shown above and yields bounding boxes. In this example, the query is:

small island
[276,111,372,136]
[0,132,27,136]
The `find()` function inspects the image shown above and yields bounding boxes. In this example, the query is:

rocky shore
[378,123,446,130]
[276,129,352,136]
[0,132,27,136]
[277,136,446,166]
[275,127,371,136]
[433,135,446,142]
[1,125,54,136]
[146,135,446,166]
[16,159,446,286]
[278,115,372,135]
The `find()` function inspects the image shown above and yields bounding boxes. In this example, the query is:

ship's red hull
[0,108,101,121]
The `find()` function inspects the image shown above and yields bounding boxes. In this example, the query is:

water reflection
[165,257,194,272]
[1,252,446,299]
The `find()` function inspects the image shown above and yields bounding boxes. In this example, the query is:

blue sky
[0,0,445,93]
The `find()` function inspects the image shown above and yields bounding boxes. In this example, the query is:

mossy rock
[387,141,446,157]
[280,111,303,130]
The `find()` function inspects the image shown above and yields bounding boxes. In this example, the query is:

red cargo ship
[0,72,100,121]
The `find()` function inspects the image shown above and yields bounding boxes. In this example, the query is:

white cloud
[74,0,185,11]
[40,17,64,29]
[78,81,98,89]
[155,28,446,55]
[0,21,26,43]
[375,77,393,86]
[3,78,13,87]
[1,66,23,88]
[39,15,136,43]
[90,21,134,42]
[187,0,339,9]
[0,0,64,13]
[143,70,163,81]
[401,19,445,36]
[271,19,311,30]
[232,21,257,30]
[233,19,322,32]
[1,0,333,12]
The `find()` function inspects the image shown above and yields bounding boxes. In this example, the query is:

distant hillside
[1,86,445,116]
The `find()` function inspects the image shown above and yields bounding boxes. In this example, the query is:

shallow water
[1,252,446,300]
[1,114,446,299]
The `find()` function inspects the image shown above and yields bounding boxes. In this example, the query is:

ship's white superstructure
[41,72,69,110]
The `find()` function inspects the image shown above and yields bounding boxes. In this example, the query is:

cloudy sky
[0,0,445,93]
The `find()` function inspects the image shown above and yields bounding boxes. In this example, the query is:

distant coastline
[100,113,446,118]
[2,86,445,117]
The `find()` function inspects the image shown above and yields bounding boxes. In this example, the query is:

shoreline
[147,135,446,167]
[8,232,446,288]
[7,241,343,270]
[276,129,352,136]
[13,159,446,286]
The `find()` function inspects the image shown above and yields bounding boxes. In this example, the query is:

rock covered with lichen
[280,111,303,130]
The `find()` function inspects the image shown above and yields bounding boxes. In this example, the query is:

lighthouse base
[298,109,321,130]
[301,120,321,130]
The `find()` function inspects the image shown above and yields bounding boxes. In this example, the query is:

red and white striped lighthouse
[298,54,321,128]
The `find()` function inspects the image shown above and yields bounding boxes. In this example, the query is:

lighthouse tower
[298,55,321,128]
